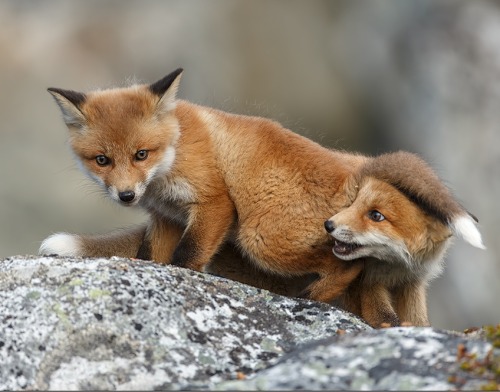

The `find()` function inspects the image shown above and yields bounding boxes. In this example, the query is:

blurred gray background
[0,0,498,331]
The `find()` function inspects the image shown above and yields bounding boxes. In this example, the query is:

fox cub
[324,151,485,326]
[40,68,484,327]
[41,68,364,304]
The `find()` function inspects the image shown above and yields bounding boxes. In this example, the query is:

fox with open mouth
[325,151,485,327]
[40,68,484,328]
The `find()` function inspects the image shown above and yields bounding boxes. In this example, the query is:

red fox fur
[325,152,485,326]
[40,69,484,327]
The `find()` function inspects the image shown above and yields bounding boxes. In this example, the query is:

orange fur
[325,153,484,326]
[41,69,484,328]
[42,69,364,311]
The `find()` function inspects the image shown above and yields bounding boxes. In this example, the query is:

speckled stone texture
[0,256,495,390]
[215,328,494,391]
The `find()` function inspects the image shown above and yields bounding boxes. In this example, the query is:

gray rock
[0,256,496,390]
[215,328,494,391]
[0,256,367,390]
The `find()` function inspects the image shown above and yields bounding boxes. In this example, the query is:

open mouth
[333,240,362,256]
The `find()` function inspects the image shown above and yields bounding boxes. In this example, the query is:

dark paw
[376,312,401,328]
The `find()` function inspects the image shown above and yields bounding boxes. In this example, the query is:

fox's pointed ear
[149,68,183,114]
[47,88,87,128]
[451,215,485,250]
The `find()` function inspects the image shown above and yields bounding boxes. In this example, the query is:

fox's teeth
[334,240,349,254]
[333,239,361,256]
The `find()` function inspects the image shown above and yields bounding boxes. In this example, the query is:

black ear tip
[468,211,479,223]
[46,87,86,107]
[149,68,184,96]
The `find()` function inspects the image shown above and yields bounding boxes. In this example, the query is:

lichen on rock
[0,256,496,390]
[0,255,367,390]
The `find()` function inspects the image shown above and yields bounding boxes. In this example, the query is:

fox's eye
[95,155,110,166]
[135,150,148,161]
[368,210,385,222]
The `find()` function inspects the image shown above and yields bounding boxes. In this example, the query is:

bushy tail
[39,224,147,258]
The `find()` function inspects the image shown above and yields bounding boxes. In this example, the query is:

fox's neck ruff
[362,244,449,287]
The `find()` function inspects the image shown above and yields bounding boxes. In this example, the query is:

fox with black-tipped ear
[41,69,484,328]
[324,150,484,327]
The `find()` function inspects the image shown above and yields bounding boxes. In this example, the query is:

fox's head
[47,68,183,206]
[324,151,485,266]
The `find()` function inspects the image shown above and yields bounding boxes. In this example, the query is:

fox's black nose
[119,191,135,203]
[324,220,335,233]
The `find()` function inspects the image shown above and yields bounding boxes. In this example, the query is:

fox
[39,68,484,327]
[324,151,485,327]
[40,68,365,306]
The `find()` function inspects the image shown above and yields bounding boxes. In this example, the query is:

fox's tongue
[333,240,360,256]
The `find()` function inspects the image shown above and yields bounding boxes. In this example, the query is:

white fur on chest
[141,175,196,225]
[363,251,447,288]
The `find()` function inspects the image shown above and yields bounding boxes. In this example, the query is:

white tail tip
[39,232,82,256]
[452,216,486,250]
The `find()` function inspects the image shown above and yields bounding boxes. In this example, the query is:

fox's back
[173,101,367,269]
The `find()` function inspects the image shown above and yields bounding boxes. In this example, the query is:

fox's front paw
[39,233,82,257]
